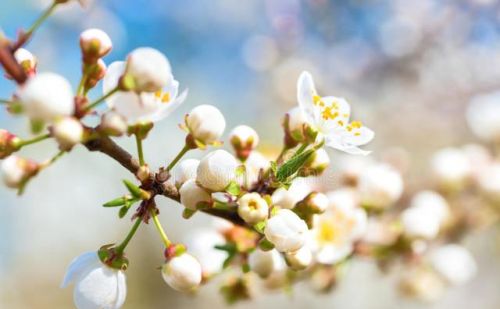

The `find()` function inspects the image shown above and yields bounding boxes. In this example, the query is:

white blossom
[61,251,126,309]
[248,249,284,278]
[285,245,312,270]
[18,72,74,122]
[243,151,270,187]
[477,161,500,201]
[1,155,36,188]
[14,48,36,74]
[100,112,128,136]
[172,158,200,187]
[358,163,403,209]
[430,244,477,285]
[296,71,374,155]
[431,147,471,190]
[103,61,187,124]
[285,106,309,143]
[466,91,500,142]
[52,117,84,150]
[186,105,226,145]
[237,192,269,224]
[302,148,330,175]
[229,125,259,155]
[264,209,308,253]
[179,179,211,210]
[271,179,311,209]
[197,149,238,192]
[80,28,112,60]
[126,47,172,92]
[401,206,441,240]
[183,228,227,277]
[310,197,367,264]
[162,253,202,292]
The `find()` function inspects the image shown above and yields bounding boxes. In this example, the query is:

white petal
[316,244,353,265]
[149,86,187,123]
[296,71,317,124]
[103,61,125,95]
[112,271,127,309]
[61,252,100,288]
[73,266,123,309]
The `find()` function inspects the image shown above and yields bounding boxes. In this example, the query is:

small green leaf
[123,179,142,198]
[225,181,241,196]
[253,221,266,234]
[276,149,314,182]
[215,243,237,253]
[223,252,236,269]
[118,206,130,218]
[103,195,133,207]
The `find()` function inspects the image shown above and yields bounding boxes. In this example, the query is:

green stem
[83,86,119,112]
[166,144,190,171]
[0,99,11,104]
[76,74,88,96]
[115,217,142,254]
[40,150,65,169]
[150,209,171,247]
[26,2,58,36]
[17,133,50,147]
[135,134,145,166]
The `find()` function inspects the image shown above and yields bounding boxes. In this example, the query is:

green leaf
[253,221,266,234]
[118,206,130,218]
[225,181,241,196]
[103,195,134,207]
[123,179,142,198]
[276,149,314,182]
[215,243,237,253]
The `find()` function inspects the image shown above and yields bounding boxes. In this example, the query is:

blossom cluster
[0,1,496,308]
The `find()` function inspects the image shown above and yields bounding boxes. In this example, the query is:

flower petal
[112,271,127,309]
[61,251,100,288]
[297,71,318,124]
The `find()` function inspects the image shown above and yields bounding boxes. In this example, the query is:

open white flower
[197,149,238,192]
[172,158,200,187]
[430,244,477,286]
[296,71,374,155]
[183,228,227,277]
[310,197,367,264]
[18,72,74,123]
[186,105,226,145]
[237,192,269,224]
[162,252,202,292]
[61,251,126,309]
[264,209,308,253]
[103,61,187,124]
[179,179,211,210]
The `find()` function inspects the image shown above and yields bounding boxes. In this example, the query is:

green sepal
[119,73,136,91]
[30,119,45,135]
[118,206,130,218]
[253,221,266,234]
[103,195,134,207]
[235,165,246,177]
[241,263,251,273]
[215,243,237,253]
[196,201,211,210]
[258,238,275,251]
[225,181,241,196]
[98,245,129,271]
[182,208,196,219]
[123,179,142,198]
[276,149,315,182]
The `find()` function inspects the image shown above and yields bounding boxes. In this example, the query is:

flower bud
[244,151,271,187]
[1,155,38,188]
[84,59,107,90]
[61,251,126,309]
[237,192,269,224]
[197,149,238,192]
[179,179,211,210]
[466,91,500,143]
[301,192,328,214]
[186,105,226,145]
[52,117,84,150]
[430,244,477,285]
[0,130,21,159]
[399,267,445,302]
[100,111,128,136]
[264,209,308,253]
[125,47,172,92]
[229,125,259,161]
[18,72,75,123]
[14,48,37,76]
[271,180,311,209]
[162,253,202,292]
[358,163,403,210]
[300,148,330,176]
[173,159,200,187]
[248,249,284,278]
[401,206,441,240]
[285,245,312,270]
[431,148,471,191]
[80,28,112,63]
[283,107,309,147]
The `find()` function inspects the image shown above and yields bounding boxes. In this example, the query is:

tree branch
[0,42,27,84]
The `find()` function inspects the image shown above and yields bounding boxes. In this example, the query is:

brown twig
[0,41,27,84]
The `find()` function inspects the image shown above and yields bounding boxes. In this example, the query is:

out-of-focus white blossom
[237,192,269,224]
[52,117,84,150]
[358,163,403,209]
[103,61,187,124]
[186,105,226,145]
[179,179,211,210]
[1,155,37,188]
[197,149,238,192]
[243,151,270,187]
[477,162,500,201]
[285,245,312,270]
[162,253,202,292]
[18,72,75,123]
[301,148,330,176]
[172,159,199,187]
[297,71,374,155]
[310,197,367,264]
[61,251,126,309]
[248,249,284,278]
[431,148,471,190]
[183,229,226,277]
[80,28,112,61]
[399,267,445,303]
[466,91,500,142]
[14,48,37,75]
[264,209,308,253]
[100,112,128,136]
[430,244,477,286]
[126,47,172,92]
[271,179,311,209]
